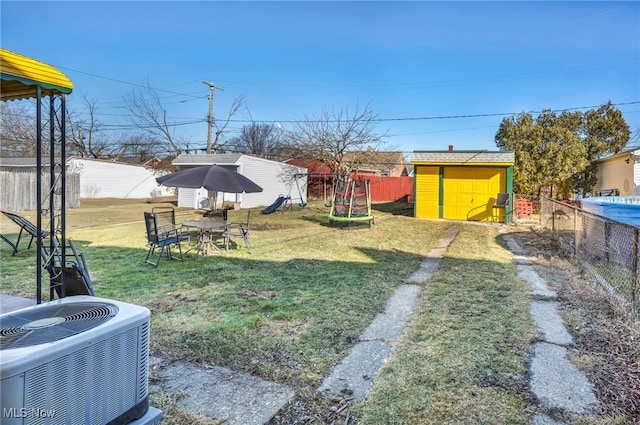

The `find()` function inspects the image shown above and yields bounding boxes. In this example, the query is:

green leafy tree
[571,102,630,196]
[495,101,630,198]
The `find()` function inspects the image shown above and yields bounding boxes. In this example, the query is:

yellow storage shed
[411,149,515,223]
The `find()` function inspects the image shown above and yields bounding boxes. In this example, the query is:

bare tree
[210,93,247,153]
[0,101,38,157]
[124,83,246,156]
[112,133,167,163]
[66,94,117,158]
[288,104,388,173]
[123,84,186,156]
[226,122,286,159]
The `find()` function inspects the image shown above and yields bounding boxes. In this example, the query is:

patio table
[182,220,228,256]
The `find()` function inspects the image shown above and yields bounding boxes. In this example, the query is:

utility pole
[202,81,224,154]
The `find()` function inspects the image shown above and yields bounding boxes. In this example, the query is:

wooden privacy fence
[0,170,80,211]
[353,174,414,202]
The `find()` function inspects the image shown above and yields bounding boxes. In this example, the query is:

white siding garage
[169,154,307,209]
[69,158,172,199]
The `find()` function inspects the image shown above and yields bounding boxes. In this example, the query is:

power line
[4,99,638,131]
[221,101,640,124]
[57,66,204,99]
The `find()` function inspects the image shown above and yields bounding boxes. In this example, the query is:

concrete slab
[153,360,294,425]
[128,406,163,425]
[503,234,525,255]
[406,257,441,283]
[530,300,574,346]
[319,227,459,404]
[317,340,392,402]
[517,265,557,299]
[530,342,597,414]
[406,227,459,283]
[0,294,36,314]
[360,284,422,341]
[503,235,535,264]
[439,226,461,248]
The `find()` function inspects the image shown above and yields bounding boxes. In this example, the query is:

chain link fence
[540,197,639,316]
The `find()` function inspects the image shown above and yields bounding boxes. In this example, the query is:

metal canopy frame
[1,48,74,303]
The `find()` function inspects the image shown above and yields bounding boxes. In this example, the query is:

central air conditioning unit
[0,296,157,425]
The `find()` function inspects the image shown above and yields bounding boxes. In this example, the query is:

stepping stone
[517,265,557,298]
[154,360,294,425]
[317,340,392,402]
[406,257,441,283]
[530,300,574,346]
[529,342,596,414]
[319,227,457,404]
[360,284,422,341]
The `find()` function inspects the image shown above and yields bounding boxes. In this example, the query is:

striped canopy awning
[0,48,74,101]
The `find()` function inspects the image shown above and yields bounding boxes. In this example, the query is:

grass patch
[0,199,446,394]
[353,225,536,424]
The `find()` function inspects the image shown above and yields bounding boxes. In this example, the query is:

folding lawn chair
[144,211,187,267]
[41,238,94,298]
[223,209,252,253]
[1,210,50,256]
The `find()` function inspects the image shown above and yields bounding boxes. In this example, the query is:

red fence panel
[353,174,414,202]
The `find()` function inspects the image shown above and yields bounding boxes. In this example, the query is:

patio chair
[223,209,252,253]
[1,210,50,256]
[41,238,94,298]
[153,206,193,246]
[144,211,187,267]
[152,206,180,233]
[492,193,510,222]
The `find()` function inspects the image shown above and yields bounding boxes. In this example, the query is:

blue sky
[2,1,639,157]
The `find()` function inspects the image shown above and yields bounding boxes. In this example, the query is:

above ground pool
[580,196,640,227]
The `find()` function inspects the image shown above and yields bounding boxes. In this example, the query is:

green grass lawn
[354,225,536,424]
[0,198,538,424]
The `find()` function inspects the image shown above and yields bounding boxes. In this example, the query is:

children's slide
[261,195,290,214]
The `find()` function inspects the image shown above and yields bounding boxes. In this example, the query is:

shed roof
[411,150,514,165]
[1,48,74,101]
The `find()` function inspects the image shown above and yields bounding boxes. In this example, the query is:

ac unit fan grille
[0,302,118,349]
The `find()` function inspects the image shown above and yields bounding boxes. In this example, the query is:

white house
[169,153,308,209]
[592,148,640,196]
[68,157,173,199]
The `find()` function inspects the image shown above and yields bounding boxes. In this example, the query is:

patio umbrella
[157,165,263,193]
[156,164,263,209]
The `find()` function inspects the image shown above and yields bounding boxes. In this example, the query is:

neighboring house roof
[0,156,163,168]
[0,157,41,167]
[285,158,332,174]
[342,151,407,176]
[172,153,244,166]
[411,150,514,165]
[406,164,415,176]
[593,148,640,164]
[0,157,71,168]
